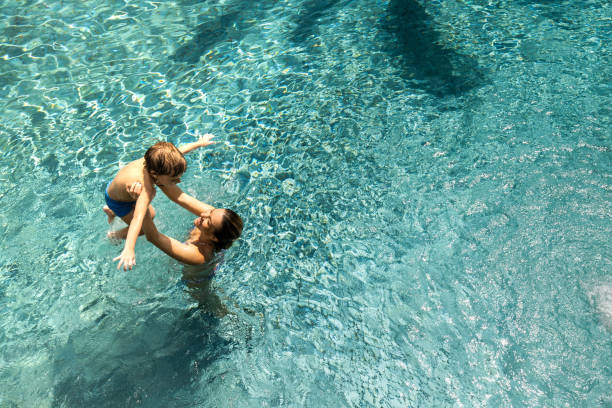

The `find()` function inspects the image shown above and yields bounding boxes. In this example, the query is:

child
[104,134,215,270]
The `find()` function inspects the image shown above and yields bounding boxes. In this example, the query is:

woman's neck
[188,228,216,246]
[188,227,202,243]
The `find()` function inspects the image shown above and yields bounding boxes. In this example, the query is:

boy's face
[154,173,183,187]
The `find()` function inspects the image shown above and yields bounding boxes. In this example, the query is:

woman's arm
[141,212,208,265]
[159,183,215,216]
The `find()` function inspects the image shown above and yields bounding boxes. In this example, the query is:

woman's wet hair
[213,209,243,250]
[144,141,187,177]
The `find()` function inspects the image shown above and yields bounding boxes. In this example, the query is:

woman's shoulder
[187,240,215,261]
[183,249,225,278]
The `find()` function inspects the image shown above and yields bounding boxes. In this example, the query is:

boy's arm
[178,133,215,155]
[160,183,215,216]
[113,186,154,271]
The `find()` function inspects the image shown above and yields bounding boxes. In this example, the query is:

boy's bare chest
[111,160,150,201]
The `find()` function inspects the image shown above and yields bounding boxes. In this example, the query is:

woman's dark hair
[213,209,243,250]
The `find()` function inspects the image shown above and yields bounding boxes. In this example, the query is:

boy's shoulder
[115,159,146,182]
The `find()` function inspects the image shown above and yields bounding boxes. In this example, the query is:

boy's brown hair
[144,142,187,177]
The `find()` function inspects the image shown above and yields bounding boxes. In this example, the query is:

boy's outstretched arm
[179,133,215,155]
[113,184,155,271]
[160,183,214,216]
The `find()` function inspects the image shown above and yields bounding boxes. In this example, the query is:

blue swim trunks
[104,182,136,217]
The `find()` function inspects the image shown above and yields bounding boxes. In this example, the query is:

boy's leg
[105,181,143,224]
[107,205,156,240]
[103,206,116,223]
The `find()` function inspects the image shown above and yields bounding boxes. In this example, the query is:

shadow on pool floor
[382,0,485,97]
[171,0,275,64]
[51,303,232,407]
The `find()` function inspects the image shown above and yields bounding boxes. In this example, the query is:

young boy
[104,134,215,271]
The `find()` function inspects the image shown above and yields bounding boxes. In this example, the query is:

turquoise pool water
[0,0,610,406]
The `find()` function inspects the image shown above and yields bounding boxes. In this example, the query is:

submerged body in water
[181,249,229,317]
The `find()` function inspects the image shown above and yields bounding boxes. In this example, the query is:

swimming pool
[0,0,610,406]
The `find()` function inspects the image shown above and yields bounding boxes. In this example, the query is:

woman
[139,183,243,266]
[136,183,242,316]
[114,182,241,316]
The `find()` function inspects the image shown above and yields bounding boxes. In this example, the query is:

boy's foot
[103,206,115,224]
[107,227,129,240]
[106,230,122,245]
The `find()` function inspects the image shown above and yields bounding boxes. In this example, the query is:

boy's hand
[178,133,215,154]
[197,133,215,147]
[113,248,136,271]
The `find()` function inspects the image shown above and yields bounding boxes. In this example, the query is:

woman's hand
[114,248,136,271]
[126,181,143,199]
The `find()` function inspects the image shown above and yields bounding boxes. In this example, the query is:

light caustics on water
[0,0,610,407]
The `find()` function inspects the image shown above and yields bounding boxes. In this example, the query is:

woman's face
[194,209,224,233]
